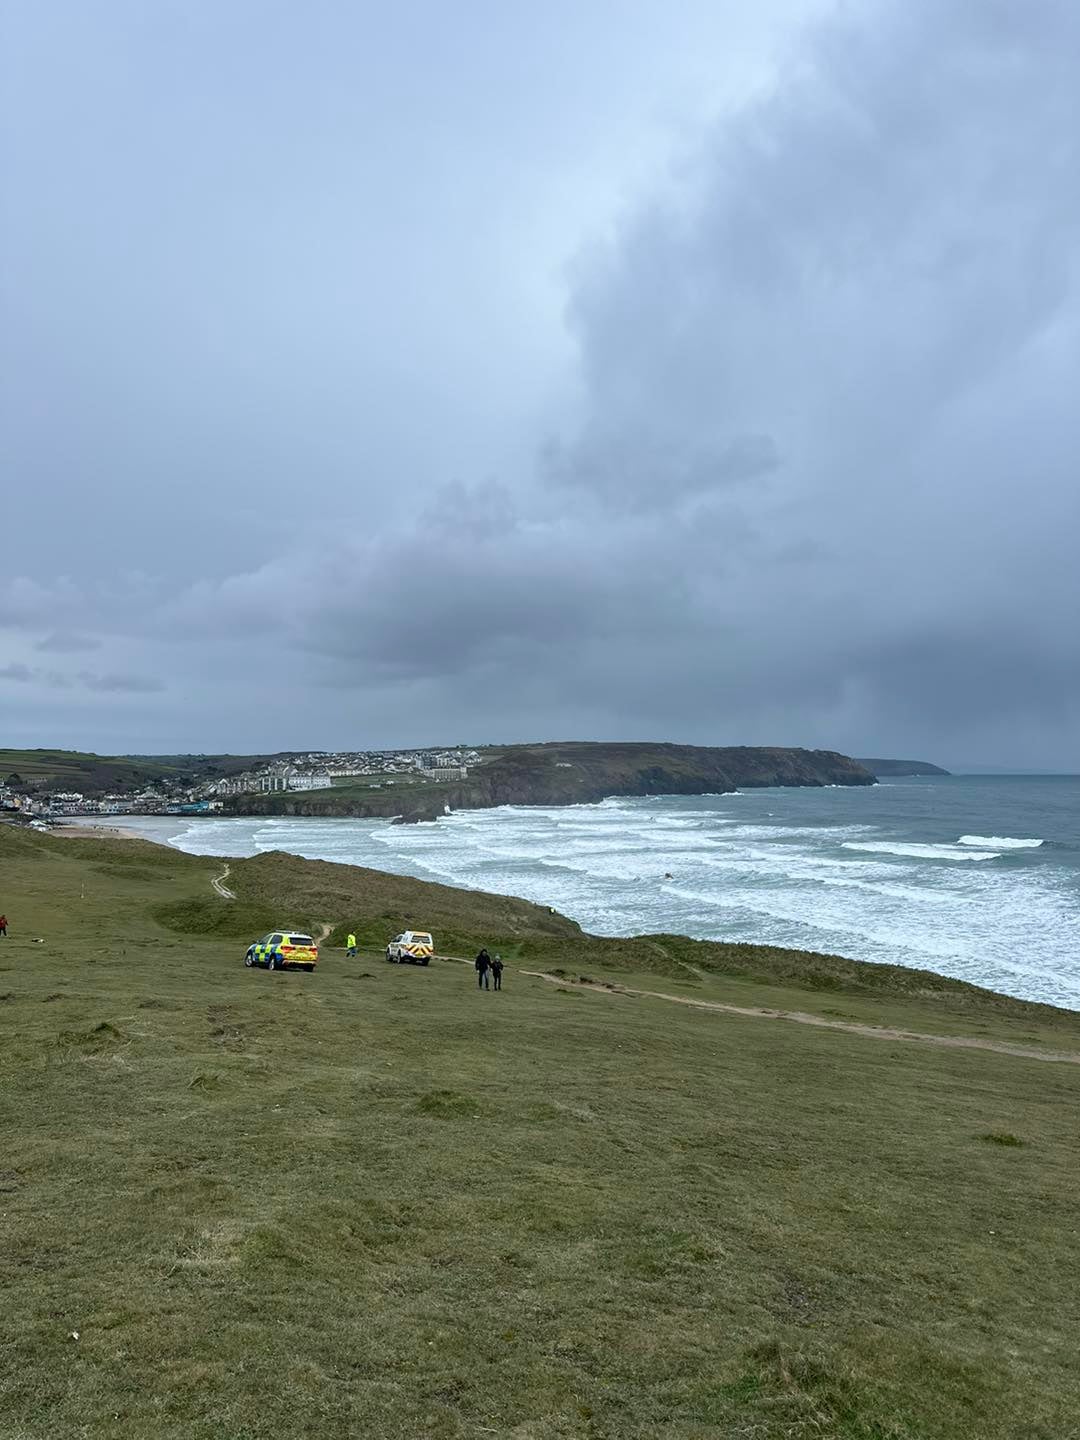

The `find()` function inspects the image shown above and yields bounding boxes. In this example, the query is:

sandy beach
[49,820,148,842]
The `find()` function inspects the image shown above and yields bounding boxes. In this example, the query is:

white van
[385,931,434,965]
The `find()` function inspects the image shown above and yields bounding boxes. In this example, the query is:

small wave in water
[842,841,1000,861]
[104,774,1080,1008]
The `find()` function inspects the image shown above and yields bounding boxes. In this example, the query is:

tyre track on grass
[211,865,235,900]
[521,971,1080,1066]
[210,865,334,948]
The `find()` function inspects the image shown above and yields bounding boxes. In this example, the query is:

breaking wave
[841,841,1000,861]
[101,776,1080,1008]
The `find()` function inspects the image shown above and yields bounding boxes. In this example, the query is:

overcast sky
[3,0,1078,767]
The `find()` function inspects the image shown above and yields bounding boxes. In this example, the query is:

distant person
[346,933,357,958]
[491,954,504,990]
[475,947,491,990]
[0,914,6,937]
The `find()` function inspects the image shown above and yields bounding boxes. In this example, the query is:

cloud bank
[2,0,1077,765]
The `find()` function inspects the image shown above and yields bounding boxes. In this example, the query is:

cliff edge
[225,741,875,823]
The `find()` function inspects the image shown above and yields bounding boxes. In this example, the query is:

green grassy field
[0,749,283,796]
[2,822,1079,1439]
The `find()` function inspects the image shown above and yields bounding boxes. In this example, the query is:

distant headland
[3,741,879,824]
[856,758,951,777]
[222,742,876,823]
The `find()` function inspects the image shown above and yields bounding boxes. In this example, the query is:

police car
[244,931,319,972]
[385,931,434,965]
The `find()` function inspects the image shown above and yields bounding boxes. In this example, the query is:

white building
[287,772,333,791]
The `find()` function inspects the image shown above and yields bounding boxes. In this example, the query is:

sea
[100,775,1080,1009]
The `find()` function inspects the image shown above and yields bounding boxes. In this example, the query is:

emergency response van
[385,931,434,965]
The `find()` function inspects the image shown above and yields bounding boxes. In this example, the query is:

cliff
[225,741,875,823]
[857,757,951,777]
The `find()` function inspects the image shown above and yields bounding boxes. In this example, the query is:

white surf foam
[841,841,1000,861]
[115,785,1080,1008]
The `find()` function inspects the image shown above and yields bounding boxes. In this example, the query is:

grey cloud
[35,632,102,654]
[77,671,165,694]
[544,431,780,510]
[0,662,161,695]
[0,663,72,688]
[1,0,1076,764]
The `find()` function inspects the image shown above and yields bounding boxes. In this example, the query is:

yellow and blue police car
[244,931,319,972]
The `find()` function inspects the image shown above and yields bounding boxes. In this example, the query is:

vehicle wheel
[268,954,280,971]
[244,951,255,967]
[420,957,430,967]
[304,965,315,973]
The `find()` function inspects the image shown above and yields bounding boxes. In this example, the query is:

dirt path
[645,939,707,982]
[521,971,1080,1066]
[314,922,333,944]
[211,865,236,900]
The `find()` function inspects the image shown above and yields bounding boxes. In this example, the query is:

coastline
[50,819,149,842]
[36,784,1080,1011]
[31,806,1078,1017]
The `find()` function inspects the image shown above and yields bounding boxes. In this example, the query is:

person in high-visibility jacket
[346,933,357,958]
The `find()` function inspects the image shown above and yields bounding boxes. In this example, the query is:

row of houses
[0,781,225,819]
[212,748,480,797]
[212,765,335,796]
[0,745,484,818]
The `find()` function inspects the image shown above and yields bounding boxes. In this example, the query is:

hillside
[2,821,1080,1438]
[857,757,951,777]
[226,741,875,822]
[0,747,285,796]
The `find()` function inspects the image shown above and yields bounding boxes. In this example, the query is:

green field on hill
[2,822,1079,1439]
[0,749,282,796]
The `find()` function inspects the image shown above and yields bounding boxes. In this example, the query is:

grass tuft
[55,1021,126,1054]
[415,1089,482,1119]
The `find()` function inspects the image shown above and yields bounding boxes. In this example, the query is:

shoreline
[34,809,1078,1018]
[49,820,150,842]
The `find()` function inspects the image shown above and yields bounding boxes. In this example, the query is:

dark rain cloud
[2,0,1077,765]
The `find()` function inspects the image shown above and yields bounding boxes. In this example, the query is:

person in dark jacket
[475,948,491,989]
[491,954,504,990]
[0,914,7,937]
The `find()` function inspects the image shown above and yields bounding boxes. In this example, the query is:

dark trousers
[493,972,501,989]
[478,970,489,988]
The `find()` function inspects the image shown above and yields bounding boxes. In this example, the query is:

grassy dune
[2,823,1079,1438]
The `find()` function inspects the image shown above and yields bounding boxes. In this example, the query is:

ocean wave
[121,784,1080,1008]
[714,823,874,842]
[841,841,1000,862]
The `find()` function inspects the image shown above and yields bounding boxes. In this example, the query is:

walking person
[475,947,491,990]
[491,954,504,990]
[346,932,357,958]
[0,914,7,938]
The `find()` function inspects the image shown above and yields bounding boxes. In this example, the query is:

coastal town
[0,747,481,822]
